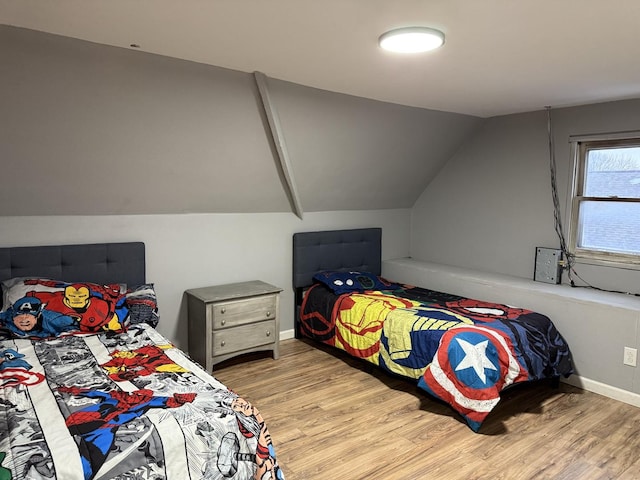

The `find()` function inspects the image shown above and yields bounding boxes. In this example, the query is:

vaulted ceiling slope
[3,1,640,117]
[0,26,483,216]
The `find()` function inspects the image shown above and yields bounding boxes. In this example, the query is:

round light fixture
[378,27,445,53]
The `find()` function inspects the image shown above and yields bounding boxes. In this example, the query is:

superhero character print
[0,347,45,387]
[101,345,188,382]
[0,297,76,339]
[58,386,196,480]
[26,279,128,333]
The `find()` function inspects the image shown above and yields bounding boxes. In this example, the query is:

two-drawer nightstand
[186,280,282,371]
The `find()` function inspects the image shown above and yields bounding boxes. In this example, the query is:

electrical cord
[546,106,575,283]
[546,107,640,297]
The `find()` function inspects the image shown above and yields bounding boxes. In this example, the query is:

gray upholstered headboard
[292,227,382,289]
[292,227,382,337]
[0,242,146,298]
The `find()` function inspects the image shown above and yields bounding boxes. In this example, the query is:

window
[569,136,640,266]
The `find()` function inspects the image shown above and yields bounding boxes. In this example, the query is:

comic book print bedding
[300,282,573,432]
[0,323,284,480]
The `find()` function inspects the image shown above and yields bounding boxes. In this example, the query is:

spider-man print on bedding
[0,324,284,480]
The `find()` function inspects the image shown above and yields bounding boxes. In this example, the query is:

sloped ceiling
[5,2,638,217]
[1,26,482,216]
[3,0,640,117]
[270,80,481,211]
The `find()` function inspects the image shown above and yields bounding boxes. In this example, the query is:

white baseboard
[280,329,295,341]
[561,375,640,408]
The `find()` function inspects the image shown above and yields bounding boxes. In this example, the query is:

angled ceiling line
[253,71,304,219]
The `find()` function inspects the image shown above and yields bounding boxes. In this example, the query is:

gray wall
[411,100,640,293]
[270,80,482,211]
[2,27,289,215]
[0,25,482,216]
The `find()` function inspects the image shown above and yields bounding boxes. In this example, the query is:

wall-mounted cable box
[534,247,562,284]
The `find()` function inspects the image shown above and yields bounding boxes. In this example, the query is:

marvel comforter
[0,323,283,480]
[300,281,573,431]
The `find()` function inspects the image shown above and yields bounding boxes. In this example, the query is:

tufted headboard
[0,242,146,303]
[292,227,381,337]
[292,227,382,290]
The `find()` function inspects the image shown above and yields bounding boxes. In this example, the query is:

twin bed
[0,242,283,480]
[293,228,574,432]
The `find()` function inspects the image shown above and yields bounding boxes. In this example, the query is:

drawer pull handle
[221,319,226,326]
[266,330,271,337]
[221,307,226,314]
[221,340,226,347]
[266,311,272,317]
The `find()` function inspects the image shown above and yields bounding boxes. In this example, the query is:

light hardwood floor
[214,338,640,480]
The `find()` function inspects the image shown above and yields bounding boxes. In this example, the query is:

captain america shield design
[418,324,528,431]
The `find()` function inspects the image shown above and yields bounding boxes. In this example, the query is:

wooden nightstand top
[185,280,282,303]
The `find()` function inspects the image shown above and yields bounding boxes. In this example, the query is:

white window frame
[568,132,640,268]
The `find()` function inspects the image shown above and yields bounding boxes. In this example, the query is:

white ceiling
[3,0,640,118]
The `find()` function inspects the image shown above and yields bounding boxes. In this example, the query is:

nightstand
[186,280,282,371]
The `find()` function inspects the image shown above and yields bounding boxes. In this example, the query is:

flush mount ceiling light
[378,27,445,53]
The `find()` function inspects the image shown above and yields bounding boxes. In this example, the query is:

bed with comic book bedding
[0,242,283,480]
[293,228,574,432]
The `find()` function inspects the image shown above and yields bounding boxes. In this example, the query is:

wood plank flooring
[213,339,640,480]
